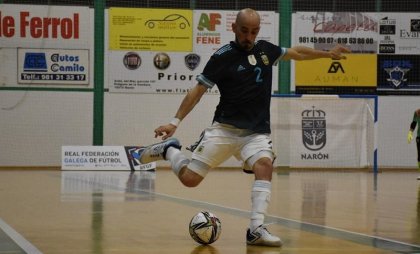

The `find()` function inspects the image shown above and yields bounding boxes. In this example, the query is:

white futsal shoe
[138,137,181,164]
[246,225,282,247]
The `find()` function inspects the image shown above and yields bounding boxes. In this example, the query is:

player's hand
[408,130,413,144]
[329,45,351,60]
[154,124,177,140]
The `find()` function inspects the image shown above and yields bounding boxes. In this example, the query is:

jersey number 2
[254,67,263,84]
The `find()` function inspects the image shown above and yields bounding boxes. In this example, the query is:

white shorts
[191,122,275,171]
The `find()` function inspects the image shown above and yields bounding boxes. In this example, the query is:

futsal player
[407,108,420,180]
[138,8,350,247]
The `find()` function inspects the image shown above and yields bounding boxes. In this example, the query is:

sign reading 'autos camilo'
[109,8,193,52]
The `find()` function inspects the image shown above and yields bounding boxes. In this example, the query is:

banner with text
[292,12,378,53]
[377,54,420,95]
[295,54,377,94]
[107,9,278,94]
[377,13,420,55]
[289,99,371,168]
[62,146,156,171]
[0,4,93,88]
[109,8,193,52]
[18,48,89,85]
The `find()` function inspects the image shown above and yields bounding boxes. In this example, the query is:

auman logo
[23,53,47,72]
[328,62,345,73]
[302,106,326,151]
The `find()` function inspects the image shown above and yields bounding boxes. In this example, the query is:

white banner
[62,146,156,171]
[107,10,279,94]
[18,48,89,85]
[0,4,93,88]
[289,99,369,168]
[292,12,378,53]
[377,13,420,54]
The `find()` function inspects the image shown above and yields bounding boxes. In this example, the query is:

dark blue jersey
[197,40,286,133]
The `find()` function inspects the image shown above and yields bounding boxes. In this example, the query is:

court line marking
[132,187,420,253]
[63,173,420,253]
[0,217,43,254]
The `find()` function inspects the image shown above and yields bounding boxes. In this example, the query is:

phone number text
[298,37,374,44]
[21,74,86,81]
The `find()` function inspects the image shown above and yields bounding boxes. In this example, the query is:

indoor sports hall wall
[0,1,419,169]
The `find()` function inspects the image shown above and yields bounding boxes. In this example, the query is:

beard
[236,38,254,51]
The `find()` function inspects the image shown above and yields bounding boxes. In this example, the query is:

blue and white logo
[23,53,47,72]
[384,66,410,88]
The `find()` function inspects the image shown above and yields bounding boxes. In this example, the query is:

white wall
[0,91,418,168]
[0,91,93,166]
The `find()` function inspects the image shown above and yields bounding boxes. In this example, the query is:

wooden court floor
[0,168,419,254]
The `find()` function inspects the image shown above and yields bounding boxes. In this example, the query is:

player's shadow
[190,245,220,254]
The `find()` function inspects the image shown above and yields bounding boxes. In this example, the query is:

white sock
[250,180,271,231]
[166,147,190,176]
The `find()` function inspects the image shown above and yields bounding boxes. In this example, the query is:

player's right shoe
[138,137,181,164]
[246,225,282,247]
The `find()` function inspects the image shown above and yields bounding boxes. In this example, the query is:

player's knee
[179,169,204,187]
[253,157,274,181]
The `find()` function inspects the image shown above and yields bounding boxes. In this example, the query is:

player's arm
[282,44,351,61]
[154,83,208,139]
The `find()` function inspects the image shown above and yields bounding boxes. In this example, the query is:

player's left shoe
[138,137,181,164]
[246,224,282,247]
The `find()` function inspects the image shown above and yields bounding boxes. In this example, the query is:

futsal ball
[189,211,221,244]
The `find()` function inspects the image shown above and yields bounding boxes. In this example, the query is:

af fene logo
[197,13,221,31]
[153,52,171,70]
[123,52,141,70]
[328,61,345,73]
[302,106,326,151]
[23,52,47,72]
[184,53,200,71]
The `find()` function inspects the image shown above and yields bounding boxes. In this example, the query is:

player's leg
[137,137,206,187]
[138,123,236,187]
[241,134,282,247]
[178,123,237,186]
[416,137,420,180]
[138,137,181,164]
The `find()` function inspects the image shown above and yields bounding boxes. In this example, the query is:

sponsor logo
[312,12,377,34]
[302,106,326,151]
[23,52,47,72]
[411,19,420,32]
[379,17,396,35]
[328,61,345,73]
[197,13,221,31]
[379,44,395,53]
[184,53,200,71]
[145,14,190,29]
[237,65,246,72]
[380,25,395,35]
[384,66,410,88]
[153,52,170,70]
[123,52,141,70]
[400,20,420,38]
